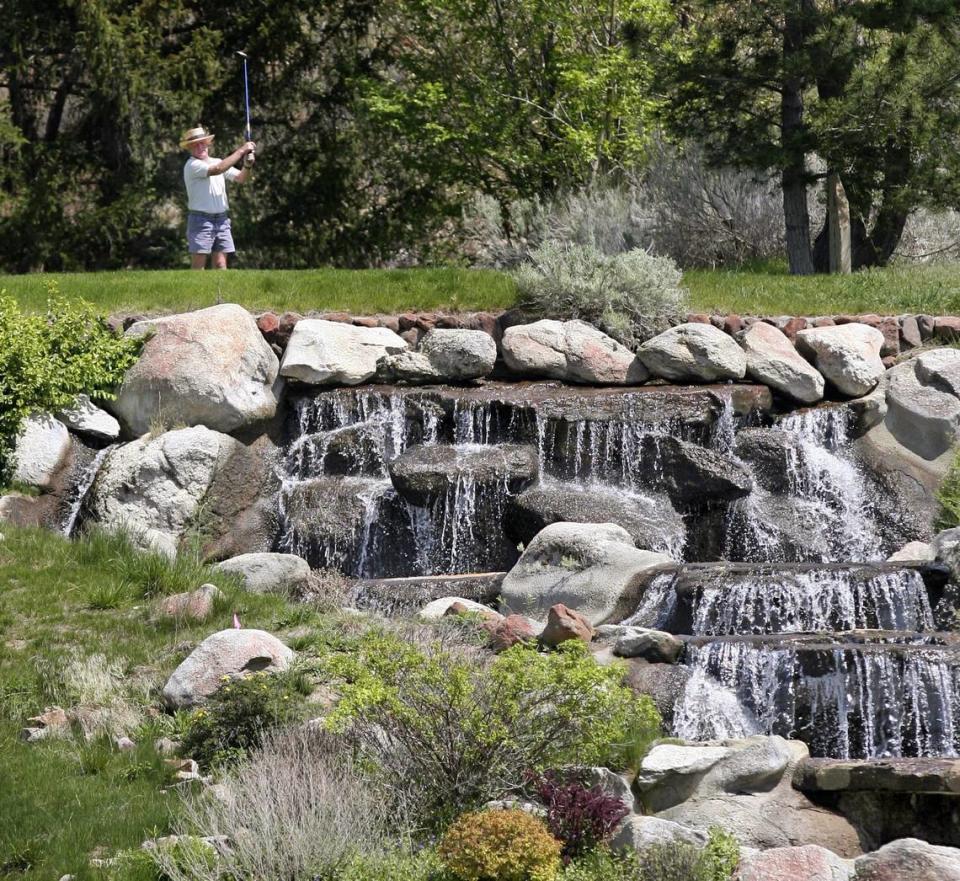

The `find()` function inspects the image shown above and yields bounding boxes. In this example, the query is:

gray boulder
[506,483,685,553]
[215,553,312,594]
[645,737,862,857]
[795,324,884,397]
[417,596,502,621]
[853,838,960,881]
[735,845,854,881]
[280,319,408,385]
[500,521,672,624]
[885,348,960,460]
[376,350,439,384]
[388,443,538,505]
[114,304,280,435]
[10,414,71,490]
[638,323,747,383]
[614,627,684,663]
[733,428,804,494]
[86,426,240,556]
[162,628,294,708]
[612,816,707,851]
[57,394,120,442]
[622,661,692,726]
[502,319,648,384]
[420,329,497,379]
[738,322,825,404]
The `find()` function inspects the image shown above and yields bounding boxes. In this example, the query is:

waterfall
[61,444,115,538]
[677,640,960,758]
[673,668,762,741]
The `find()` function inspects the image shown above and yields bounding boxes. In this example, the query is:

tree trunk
[781,4,815,275]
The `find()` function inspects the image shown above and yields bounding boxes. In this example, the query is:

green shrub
[937,447,960,530]
[339,850,446,881]
[439,810,562,881]
[180,671,307,769]
[558,827,739,881]
[0,287,141,480]
[324,636,662,830]
[511,242,687,345]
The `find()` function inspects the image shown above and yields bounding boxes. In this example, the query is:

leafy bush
[180,671,307,769]
[558,828,739,881]
[0,288,141,481]
[529,772,629,861]
[155,728,395,881]
[937,447,960,530]
[511,242,686,345]
[438,809,562,881]
[324,636,661,830]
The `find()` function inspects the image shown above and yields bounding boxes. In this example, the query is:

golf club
[237,50,255,166]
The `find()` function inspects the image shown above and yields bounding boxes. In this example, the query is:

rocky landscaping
[6,300,960,880]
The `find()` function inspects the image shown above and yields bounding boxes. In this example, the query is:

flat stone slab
[354,572,505,616]
[794,757,960,794]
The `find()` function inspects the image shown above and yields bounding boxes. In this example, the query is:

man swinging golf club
[180,125,255,269]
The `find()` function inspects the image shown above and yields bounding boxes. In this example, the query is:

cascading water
[724,407,886,563]
[676,639,960,759]
[61,444,116,537]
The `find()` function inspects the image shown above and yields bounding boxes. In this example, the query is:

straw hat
[179,125,215,149]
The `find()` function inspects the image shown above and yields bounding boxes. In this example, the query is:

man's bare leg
[191,253,208,270]
[212,252,228,269]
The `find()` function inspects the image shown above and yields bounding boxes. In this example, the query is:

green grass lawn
[0,268,516,316]
[0,527,318,881]
[2,261,959,317]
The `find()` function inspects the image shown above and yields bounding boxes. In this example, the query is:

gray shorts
[187,212,235,254]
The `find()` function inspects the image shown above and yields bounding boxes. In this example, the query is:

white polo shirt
[183,157,241,214]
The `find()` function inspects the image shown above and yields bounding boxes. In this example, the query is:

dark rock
[354,572,505,616]
[506,483,684,553]
[794,757,960,795]
[640,435,753,505]
[918,315,936,340]
[733,428,804,494]
[622,660,691,725]
[388,443,538,506]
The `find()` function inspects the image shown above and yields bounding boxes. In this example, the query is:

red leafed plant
[528,771,630,861]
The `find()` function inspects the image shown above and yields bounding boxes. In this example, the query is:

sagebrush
[511,241,686,345]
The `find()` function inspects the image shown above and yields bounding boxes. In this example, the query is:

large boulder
[379,329,497,384]
[853,838,960,881]
[215,553,312,594]
[500,521,672,624]
[501,319,648,385]
[113,304,280,435]
[638,323,747,383]
[613,627,683,663]
[162,629,294,708]
[738,322,825,404]
[612,816,707,851]
[621,660,691,726]
[506,483,685,554]
[86,426,240,556]
[735,845,853,881]
[10,414,71,490]
[795,324,884,397]
[388,443,538,505]
[644,737,862,857]
[57,394,120,442]
[280,319,408,385]
[885,348,960,460]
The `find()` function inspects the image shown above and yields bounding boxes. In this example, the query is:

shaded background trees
[1,0,959,273]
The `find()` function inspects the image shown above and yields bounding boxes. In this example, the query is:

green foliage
[180,671,307,769]
[937,446,960,530]
[438,809,562,881]
[557,830,739,881]
[324,635,662,830]
[652,0,960,272]
[338,850,446,881]
[0,288,140,480]
[512,242,687,344]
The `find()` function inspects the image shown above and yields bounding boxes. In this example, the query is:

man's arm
[206,142,255,177]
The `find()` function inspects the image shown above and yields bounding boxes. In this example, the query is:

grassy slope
[2,261,959,317]
[0,527,315,881]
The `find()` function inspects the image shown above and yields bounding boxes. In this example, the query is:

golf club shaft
[241,54,255,164]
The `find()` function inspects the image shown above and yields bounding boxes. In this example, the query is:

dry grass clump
[155,726,398,881]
